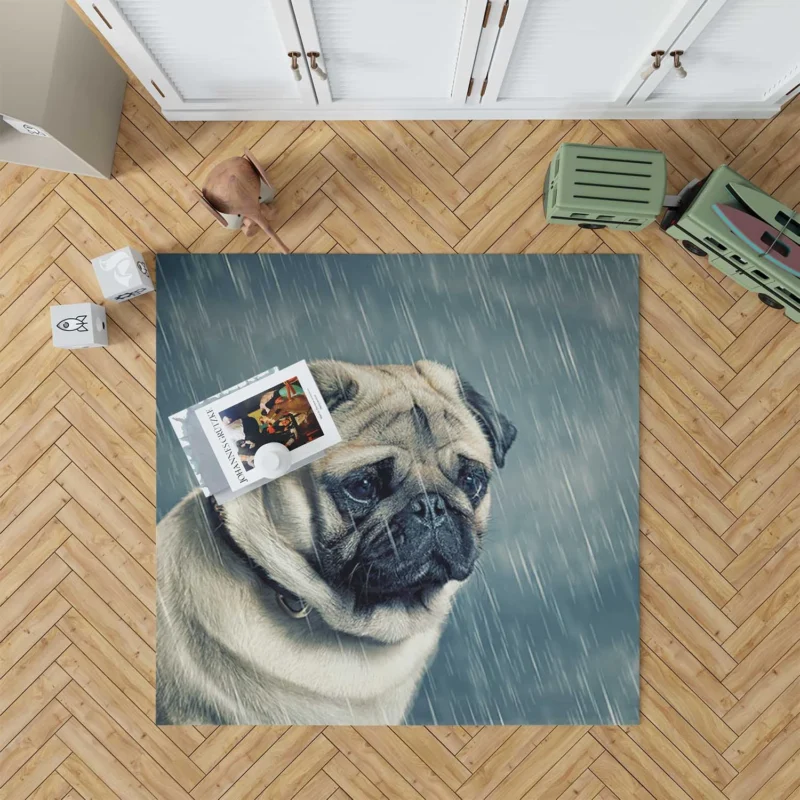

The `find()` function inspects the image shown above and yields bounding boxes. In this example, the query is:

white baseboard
[163,103,779,122]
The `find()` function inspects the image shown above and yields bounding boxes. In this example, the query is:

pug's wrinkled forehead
[308,359,511,480]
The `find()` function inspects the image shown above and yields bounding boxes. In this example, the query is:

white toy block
[51,303,107,349]
[91,246,154,302]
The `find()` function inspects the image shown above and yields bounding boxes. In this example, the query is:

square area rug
[156,253,640,726]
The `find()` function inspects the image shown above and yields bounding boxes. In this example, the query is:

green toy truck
[544,142,800,322]
[543,143,667,232]
[660,165,800,323]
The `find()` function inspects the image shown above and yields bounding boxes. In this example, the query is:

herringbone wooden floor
[2,64,800,799]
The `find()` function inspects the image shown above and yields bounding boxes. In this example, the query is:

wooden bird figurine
[197,149,289,254]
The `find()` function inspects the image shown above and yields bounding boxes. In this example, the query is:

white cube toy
[51,303,108,349]
[91,246,154,302]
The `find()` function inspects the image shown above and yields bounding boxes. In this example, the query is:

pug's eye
[343,474,378,503]
[458,461,488,505]
[461,472,482,499]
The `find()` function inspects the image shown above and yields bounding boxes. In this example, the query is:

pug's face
[308,360,516,609]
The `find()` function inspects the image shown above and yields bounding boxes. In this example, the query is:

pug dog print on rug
[156,359,516,725]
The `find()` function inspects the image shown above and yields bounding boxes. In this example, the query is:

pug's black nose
[410,493,447,527]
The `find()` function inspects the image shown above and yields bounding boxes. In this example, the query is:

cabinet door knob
[288,52,302,81]
[640,50,665,81]
[307,52,328,81]
[670,50,687,79]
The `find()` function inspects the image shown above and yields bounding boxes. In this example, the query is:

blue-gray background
[156,253,640,725]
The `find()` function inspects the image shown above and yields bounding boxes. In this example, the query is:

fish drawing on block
[712,203,800,277]
[56,315,89,332]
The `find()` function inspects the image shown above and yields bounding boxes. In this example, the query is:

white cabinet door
[632,0,800,109]
[289,0,486,108]
[76,0,316,111]
[480,0,705,111]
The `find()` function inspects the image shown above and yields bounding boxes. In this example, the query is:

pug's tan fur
[157,360,515,725]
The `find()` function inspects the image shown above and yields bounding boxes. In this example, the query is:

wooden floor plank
[639,648,737,752]
[121,85,202,175]
[633,226,736,319]
[324,130,462,249]
[724,567,800,662]
[640,356,736,463]
[322,173,415,253]
[723,643,800,734]
[55,428,154,537]
[189,727,289,800]
[722,350,800,445]
[116,116,201,212]
[0,481,70,568]
[590,726,695,800]
[111,147,202,248]
[265,122,336,192]
[723,676,800,772]
[602,229,735,351]
[55,175,147,256]
[641,537,736,643]
[640,462,736,571]
[722,427,800,516]
[454,119,580,230]
[722,323,800,407]
[640,320,737,427]
[453,121,540,192]
[247,121,310,172]
[0,592,69,679]
[364,120,469,210]
[55,665,200,795]
[641,392,735,500]
[187,121,239,158]
[640,286,736,390]
[639,681,737,790]
[56,464,156,572]
[0,163,37,207]
[456,727,552,800]
[0,170,65,243]
[667,119,735,172]
[641,501,736,608]
[400,120,470,175]
[641,571,738,681]
[724,535,800,626]
[454,121,506,156]
[55,716,158,800]
[55,535,154,647]
[0,518,72,608]
[729,98,800,179]
[724,389,800,481]
[0,733,71,800]
[57,752,122,800]
[322,752,386,800]
[0,447,69,537]
[0,665,70,756]
[589,751,655,800]
[722,461,800,558]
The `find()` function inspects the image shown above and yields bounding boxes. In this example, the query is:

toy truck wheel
[758,293,784,310]
[578,223,606,229]
[682,240,707,257]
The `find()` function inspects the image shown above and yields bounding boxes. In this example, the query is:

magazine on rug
[170,360,340,502]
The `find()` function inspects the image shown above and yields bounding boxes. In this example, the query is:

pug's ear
[308,360,359,413]
[459,378,517,468]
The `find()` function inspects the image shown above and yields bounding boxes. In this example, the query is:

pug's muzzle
[350,491,478,605]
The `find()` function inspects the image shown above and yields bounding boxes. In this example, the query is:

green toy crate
[661,165,800,323]
[544,143,667,231]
